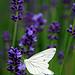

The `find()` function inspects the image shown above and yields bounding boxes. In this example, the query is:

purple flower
[67,24,75,38]
[32,13,47,25]
[27,28,34,36]
[8,60,14,64]
[19,27,36,46]
[7,65,15,71]
[18,63,26,70]
[3,31,10,42]
[48,22,60,33]
[19,25,37,55]
[47,22,60,50]
[10,0,24,21]
[48,34,58,40]
[29,46,35,51]
[24,13,34,26]
[24,13,47,27]
[11,15,18,21]
[67,25,72,33]
[58,51,64,64]
[63,0,71,4]
[7,47,26,75]
[17,0,24,4]
[58,51,64,59]
[48,21,60,44]
[72,3,75,12]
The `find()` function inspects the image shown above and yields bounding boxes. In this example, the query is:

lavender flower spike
[58,51,64,64]
[19,13,47,58]
[10,0,24,21]
[48,21,60,33]
[7,47,26,75]
[3,31,10,42]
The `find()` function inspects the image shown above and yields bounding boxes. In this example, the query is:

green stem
[60,16,75,75]
[60,36,73,75]
[12,21,18,47]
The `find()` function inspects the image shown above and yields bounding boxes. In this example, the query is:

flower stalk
[12,13,18,47]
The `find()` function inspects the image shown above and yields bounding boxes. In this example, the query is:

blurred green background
[0,0,75,75]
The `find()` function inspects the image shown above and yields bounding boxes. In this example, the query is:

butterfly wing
[28,48,56,63]
[24,48,56,75]
[25,59,54,75]
[33,74,53,75]
[24,59,43,74]
[33,73,53,75]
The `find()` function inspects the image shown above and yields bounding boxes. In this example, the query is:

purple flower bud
[18,12,23,20]
[67,29,72,33]
[8,60,14,65]
[18,5,24,11]
[27,29,33,36]
[57,51,64,64]
[33,36,37,42]
[7,65,14,71]
[11,15,18,21]
[10,4,17,11]
[32,13,43,21]
[18,63,26,70]
[32,13,47,26]
[16,52,22,58]
[37,17,47,25]
[69,24,72,29]
[24,13,34,25]
[67,25,72,33]
[58,51,64,59]
[17,0,24,4]
[29,46,35,51]
[67,25,75,38]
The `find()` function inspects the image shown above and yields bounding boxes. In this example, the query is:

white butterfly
[24,48,56,75]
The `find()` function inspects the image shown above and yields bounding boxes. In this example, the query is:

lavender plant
[1,0,75,75]
[7,0,47,74]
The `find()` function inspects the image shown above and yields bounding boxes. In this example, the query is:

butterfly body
[24,48,56,75]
